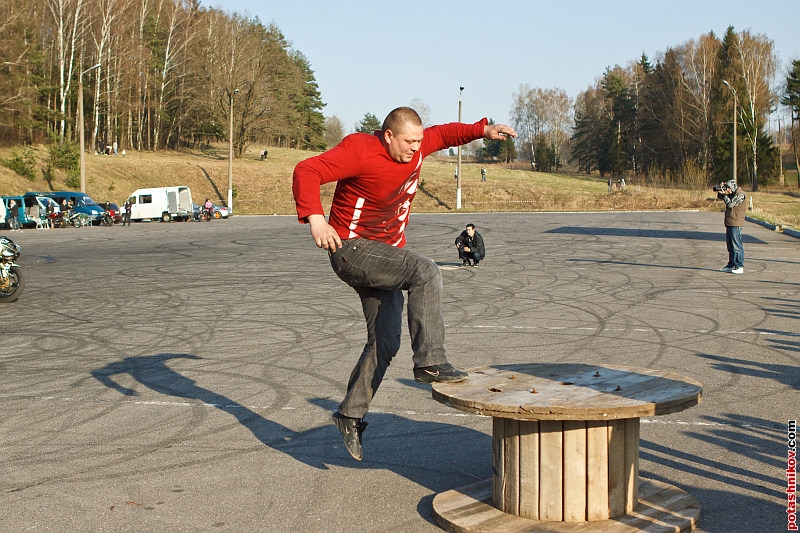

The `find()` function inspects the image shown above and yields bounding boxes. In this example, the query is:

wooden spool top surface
[432,363,702,420]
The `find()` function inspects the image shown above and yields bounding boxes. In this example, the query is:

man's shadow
[91,353,335,465]
[91,354,491,496]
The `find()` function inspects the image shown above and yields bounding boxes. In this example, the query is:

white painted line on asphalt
[0,394,297,411]
[451,324,800,336]
[641,419,781,431]
[1,394,781,430]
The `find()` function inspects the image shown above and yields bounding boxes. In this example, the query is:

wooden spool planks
[432,477,700,533]
[432,363,702,421]
[493,418,639,522]
[432,363,702,531]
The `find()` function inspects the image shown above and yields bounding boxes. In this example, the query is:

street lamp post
[722,80,738,185]
[456,86,464,210]
[228,88,238,214]
[79,63,101,193]
[777,116,785,187]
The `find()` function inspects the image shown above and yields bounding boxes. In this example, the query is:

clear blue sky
[211,0,799,133]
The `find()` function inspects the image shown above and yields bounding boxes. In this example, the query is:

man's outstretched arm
[484,123,517,140]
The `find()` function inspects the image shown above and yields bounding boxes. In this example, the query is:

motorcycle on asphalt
[100,210,114,226]
[197,207,214,222]
[68,211,91,227]
[0,235,23,303]
[48,211,67,228]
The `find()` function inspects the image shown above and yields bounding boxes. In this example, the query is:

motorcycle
[197,207,214,222]
[48,211,67,228]
[66,211,91,228]
[100,210,114,226]
[0,235,24,303]
[47,210,87,228]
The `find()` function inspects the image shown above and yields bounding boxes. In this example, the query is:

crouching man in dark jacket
[455,223,485,266]
[716,179,746,274]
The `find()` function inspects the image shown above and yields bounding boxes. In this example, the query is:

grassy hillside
[2,143,798,229]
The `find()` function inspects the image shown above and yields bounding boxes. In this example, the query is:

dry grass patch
[1,144,797,229]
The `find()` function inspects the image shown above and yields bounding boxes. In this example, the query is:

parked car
[96,202,122,223]
[124,186,193,222]
[1,195,58,228]
[26,191,104,224]
[192,203,230,220]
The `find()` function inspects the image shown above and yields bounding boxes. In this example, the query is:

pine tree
[356,113,382,134]
[781,59,800,187]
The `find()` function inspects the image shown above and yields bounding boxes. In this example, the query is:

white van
[125,186,193,222]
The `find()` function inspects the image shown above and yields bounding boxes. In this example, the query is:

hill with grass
[2,144,798,229]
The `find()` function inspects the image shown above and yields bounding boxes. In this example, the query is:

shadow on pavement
[760,296,800,321]
[546,226,768,244]
[569,258,714,271]
[640,412,786,531]
[91,353,492,525]
[696,352,800,389]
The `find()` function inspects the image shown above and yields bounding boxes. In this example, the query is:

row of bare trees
[570,27,785,190]
[510,85,572,172]
[0,0,326,153]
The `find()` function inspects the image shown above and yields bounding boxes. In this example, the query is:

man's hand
[307,214,342,252]
[463,246,471,252]
[484,123,517,140]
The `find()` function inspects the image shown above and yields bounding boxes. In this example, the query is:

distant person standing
[481,167,487,181]
[608,177,613,193]
[716,179,746,274]
[113,140,118,156]
[122,200,132,226]
[8,200,21,231]
[46,200,56,229]
[455,223,485,266]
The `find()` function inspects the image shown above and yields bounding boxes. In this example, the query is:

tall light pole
[79,63,101,193]
[777,115,785,187]
[228,88,238,213]
[722,80,738,184]
[456,86,464,210]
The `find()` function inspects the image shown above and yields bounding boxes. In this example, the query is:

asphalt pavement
[1,211,797,532]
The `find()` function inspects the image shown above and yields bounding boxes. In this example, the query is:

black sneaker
[413,363,468,384]
[332,412,367,461]
[462,259,470,266]
[472,260,480,267]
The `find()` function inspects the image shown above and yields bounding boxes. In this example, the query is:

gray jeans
[329,238,447,418]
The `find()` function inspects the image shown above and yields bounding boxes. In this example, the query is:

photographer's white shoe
[731,267,744,274]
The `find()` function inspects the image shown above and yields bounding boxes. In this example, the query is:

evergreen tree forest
[0,0,326,155]
[570,27,786,190]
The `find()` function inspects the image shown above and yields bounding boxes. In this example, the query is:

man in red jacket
[293,106,516,460]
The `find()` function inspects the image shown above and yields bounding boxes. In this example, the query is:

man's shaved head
[382,107,422,135]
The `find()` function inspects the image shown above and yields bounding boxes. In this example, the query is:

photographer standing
[716,179,746,274]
